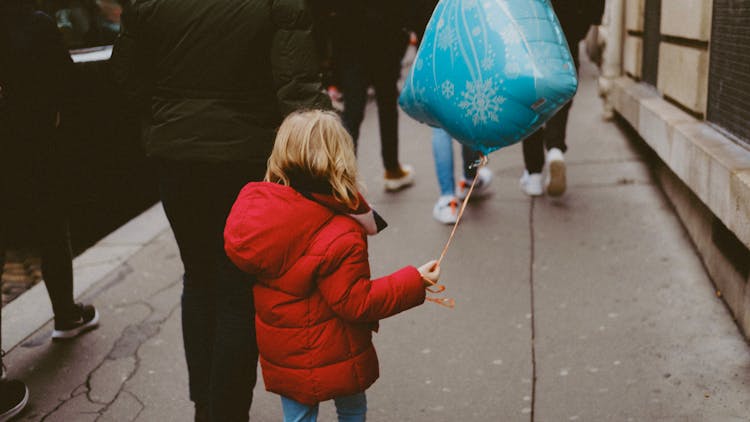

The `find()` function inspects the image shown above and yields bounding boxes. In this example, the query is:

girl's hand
[418,260,440,286]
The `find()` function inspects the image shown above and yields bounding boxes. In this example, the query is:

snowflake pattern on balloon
[437,26,457,51]
[441,80,455,99]
[458,78,505,125]
[481,49,496,71]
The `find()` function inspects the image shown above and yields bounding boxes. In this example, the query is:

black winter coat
[110,0,331,163]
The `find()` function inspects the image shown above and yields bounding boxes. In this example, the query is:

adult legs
[158,159,262,421]
[159,162,216,409]
[522,39,580,174]
[520,75,573,197]
[520,128,546,196]
[211,254,257,421]
[431,128,455,197]
[339,55,368,152]
[371,58,402,172]
[461,144,481,180]
[543,100,572,153]
[521,99,571,174]
[522,128,546,174]
[431,128,460,223]
[39,216,76,319]
[543,40,578,155]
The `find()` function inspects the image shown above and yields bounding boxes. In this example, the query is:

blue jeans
[158,159,264,421]
[431,128,481,196]
[281,393,367,422]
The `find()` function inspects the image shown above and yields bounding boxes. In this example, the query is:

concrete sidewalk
[3,56,750,421]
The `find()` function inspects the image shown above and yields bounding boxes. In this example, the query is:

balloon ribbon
[423,154,488,309]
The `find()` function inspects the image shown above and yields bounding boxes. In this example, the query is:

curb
[1,203,170,352]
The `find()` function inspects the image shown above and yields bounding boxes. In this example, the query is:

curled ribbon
[422,275,455,309]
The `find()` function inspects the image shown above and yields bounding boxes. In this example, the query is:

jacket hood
[224,182,378,279]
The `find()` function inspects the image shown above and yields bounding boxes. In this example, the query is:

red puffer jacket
[224,182,426,405]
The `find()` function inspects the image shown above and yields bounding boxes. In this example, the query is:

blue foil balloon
[399,0,578,155]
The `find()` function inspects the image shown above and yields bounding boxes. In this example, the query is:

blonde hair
[266,110,361,209]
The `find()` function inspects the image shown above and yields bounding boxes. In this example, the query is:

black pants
[1,133,76,365]
[522,42,580,174]
[338,36,408,172]
[157,159,264,422]
[0,216,76,364]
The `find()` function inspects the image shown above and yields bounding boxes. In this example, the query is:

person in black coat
[111,0,330,420]
[520,0,606,197]
[331,0,420,192]
[0,1,100,419]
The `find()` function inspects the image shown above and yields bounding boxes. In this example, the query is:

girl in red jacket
[224,110,440,421]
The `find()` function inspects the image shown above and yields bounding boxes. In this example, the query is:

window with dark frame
[707,0,750,148]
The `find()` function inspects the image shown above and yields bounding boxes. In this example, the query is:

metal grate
[641,0,661,86]
[708,0,750,147]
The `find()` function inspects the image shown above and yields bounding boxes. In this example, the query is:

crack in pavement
[121,389,147,421]
[40,277,182,421]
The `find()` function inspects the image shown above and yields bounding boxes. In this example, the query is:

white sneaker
[545,148,566,197]
[432,195,459,224]
[457,167,493,200]
[384,164,415,192]
[520,170,544,196]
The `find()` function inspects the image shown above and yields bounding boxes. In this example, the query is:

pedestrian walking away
[520,0,605,197]
[1,1,100,419]
[332,0,420,192]
[224,110,441,422]
[111,0,331,420]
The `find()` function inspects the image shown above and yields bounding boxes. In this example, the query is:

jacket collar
[301,191,386,236]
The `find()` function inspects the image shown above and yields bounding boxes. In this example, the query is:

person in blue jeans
[431,128,493,224]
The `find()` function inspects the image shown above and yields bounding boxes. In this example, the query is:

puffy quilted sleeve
[317,232,426,322]
[270,0,331,115]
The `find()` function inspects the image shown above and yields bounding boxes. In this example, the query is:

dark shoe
[51,303,100,341]
[0,378,29,421]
